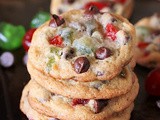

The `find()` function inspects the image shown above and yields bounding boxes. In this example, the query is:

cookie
[135,13,160,68]
[50,0,134,19]
[28,61,134,99]
[26,76,138,120]
[20,86,134,120]
[20,82,58,120]
[28,10,135,81]
[108,103,134,120]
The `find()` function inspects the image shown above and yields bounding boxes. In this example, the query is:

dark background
[0,0,160,120]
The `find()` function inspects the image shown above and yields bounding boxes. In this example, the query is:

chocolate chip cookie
[25,76,138,120]
[28,10,135,81]
[50,0,134,18]
[28,61,135,99]
[135,13,160,68]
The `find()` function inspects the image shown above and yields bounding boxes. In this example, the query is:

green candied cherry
[73,36,93,55]
[136,26,150,40]
[0,22,25,50]
[30,11,50,28]
[72,36,101,55]
[46,46,62,72]
[57,27,73,46]
[46,57,55,72]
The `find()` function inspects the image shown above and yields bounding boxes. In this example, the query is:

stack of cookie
[20,8,139,120]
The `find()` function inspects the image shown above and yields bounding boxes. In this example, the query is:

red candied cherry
[106,23,118,41]
[137,42,149,49]
[114,0,127,4]
[22,28,36,51]
[145,67,160,96]
[49,35,63,47]
[72,99,89,106]
[84,2,109,10]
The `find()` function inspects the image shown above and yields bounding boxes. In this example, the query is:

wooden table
[0,0,160,119]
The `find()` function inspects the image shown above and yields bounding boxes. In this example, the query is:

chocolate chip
[72,99,89,106]
[125,35,131,41]
[152,30,160,36]
[94,99,108,113]
[48,118,60,120]
[0,52,14,68]
[96,71,104,76]
[95,47,112,60]
[111,18,117,23]
[90,81,103,89]
[120,70,126,78]
[89,6,100,14]
[149,61,157,68]
[74,57,90,74]
[110,2,115,8]
[65,0,75,4]
[49,14,65,28]
[61,47,75,59]
[85,6,100,15]
[58,9,63,14]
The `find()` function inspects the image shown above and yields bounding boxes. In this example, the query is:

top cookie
[50,0,134,18]
[28,9,135,81]
[135,13,160,68]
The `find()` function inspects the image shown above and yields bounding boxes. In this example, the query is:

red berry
[49,35,63,47]
[22,28,36,51]
[84,2,109,10]
[145,68,160,96]
[72,99,89,106]
[106,24,118,41]
[137,42,149,49]
[114,0,127,4]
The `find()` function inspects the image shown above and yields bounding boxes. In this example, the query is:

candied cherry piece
[84,2,109,10]
[72,99,89,106]
[22,28,36,52]
[137,42,149,49]
[49,35,63,47]
[151,29,160,37]
[106,23,118,41]
[145,67,160,96]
